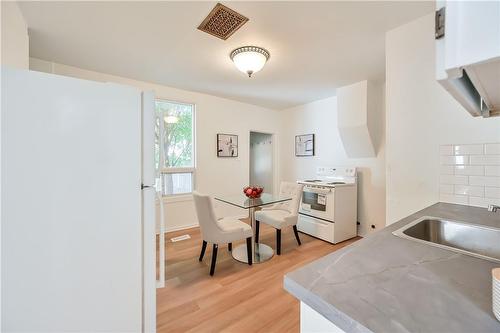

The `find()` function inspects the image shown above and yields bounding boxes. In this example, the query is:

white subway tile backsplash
[470,155,500,166]
[485,187,500,199]
[440,194,468,205]
[454,185,484,197]
[440,165,454,175]
[440,155,469,165]
[440,145,453,155]
[453,144,483,155]
[454,165,484,176]
[440,175,468,185]
[468,197,488,208]
[485,143,500,155]
[485,166,500,176]
[440,184,454,194]
[468,196,500,208]
[469,176,500,187]
[439,143,500,209]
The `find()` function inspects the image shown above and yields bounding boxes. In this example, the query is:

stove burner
[327,182,345,185]
[304,180,322,182]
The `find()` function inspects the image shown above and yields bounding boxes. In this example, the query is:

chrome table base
[232,206,274,264]
[232,243,274,264]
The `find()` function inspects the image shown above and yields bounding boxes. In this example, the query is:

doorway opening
[249,131,274,194]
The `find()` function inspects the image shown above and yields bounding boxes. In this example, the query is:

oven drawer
[297,214,335,244]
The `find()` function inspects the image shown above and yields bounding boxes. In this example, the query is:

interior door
[2,68,143,332]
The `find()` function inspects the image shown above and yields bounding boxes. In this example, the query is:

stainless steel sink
[393,216,500,263]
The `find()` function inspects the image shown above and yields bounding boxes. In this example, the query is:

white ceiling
[19,1,434,109]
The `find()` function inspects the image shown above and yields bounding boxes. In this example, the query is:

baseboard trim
[158,214,249,234]
[163,223,199,233]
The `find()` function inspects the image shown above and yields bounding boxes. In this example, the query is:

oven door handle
[301,204,312,212]
[303,187,331,195]
[310,219,331,227]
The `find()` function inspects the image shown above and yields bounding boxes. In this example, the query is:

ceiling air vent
[197,3,249,40]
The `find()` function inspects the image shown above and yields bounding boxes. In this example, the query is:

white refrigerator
[1,68,157,332]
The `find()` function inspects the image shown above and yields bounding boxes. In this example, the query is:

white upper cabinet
[436,0,500,117]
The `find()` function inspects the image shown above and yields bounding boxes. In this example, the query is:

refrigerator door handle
[141,184,154,189]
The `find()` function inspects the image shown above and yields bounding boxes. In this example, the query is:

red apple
[245,188,253,195]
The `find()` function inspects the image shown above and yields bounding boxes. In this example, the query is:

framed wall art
[217,134,238,157]
[295,134,315,157]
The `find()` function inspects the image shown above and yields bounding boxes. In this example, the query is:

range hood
[337,80,381,158]
[435,1,500,118]
[437,56,500,118]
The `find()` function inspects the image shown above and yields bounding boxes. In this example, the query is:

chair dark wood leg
[293,225,302,246]
[276,229,281,255]
[246,237,252,265]
[255,220,260,243]
[228,242,232,251]
[210,244,218,276]
[199,240,207,261]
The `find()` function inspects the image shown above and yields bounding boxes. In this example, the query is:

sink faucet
[488,204,500,212]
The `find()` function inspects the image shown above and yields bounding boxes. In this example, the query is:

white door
[2,68,143,332]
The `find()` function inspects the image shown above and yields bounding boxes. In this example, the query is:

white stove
[298,167,357,188]
[297,167,358,244]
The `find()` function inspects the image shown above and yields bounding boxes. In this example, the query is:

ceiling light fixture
[230,46,270,77]
[164,115,179,124]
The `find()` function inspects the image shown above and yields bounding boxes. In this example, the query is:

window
[155,99,195,196]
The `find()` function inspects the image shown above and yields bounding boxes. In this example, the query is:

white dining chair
[254,182,304,255]
[192,191,253,276]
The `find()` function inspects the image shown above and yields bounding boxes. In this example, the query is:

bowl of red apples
[243,186,264,199]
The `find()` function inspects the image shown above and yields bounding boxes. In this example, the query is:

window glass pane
[161,173,193,195]
[155,100,194,168]
[154,116,160,170]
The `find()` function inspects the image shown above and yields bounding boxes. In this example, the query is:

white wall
[1,2,29,69]
[30,58,282,232]
[250,132,274,193]
[279,95,386,236]
[385,14,500,224]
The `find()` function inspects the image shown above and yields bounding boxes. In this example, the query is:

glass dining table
[214,193,292,264]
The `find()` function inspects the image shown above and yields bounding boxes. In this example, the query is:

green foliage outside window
[155,100,194,169]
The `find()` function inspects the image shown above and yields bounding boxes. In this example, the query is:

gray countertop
[284,203,500,333]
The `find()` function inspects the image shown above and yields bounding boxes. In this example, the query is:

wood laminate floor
[157,221,360,333]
